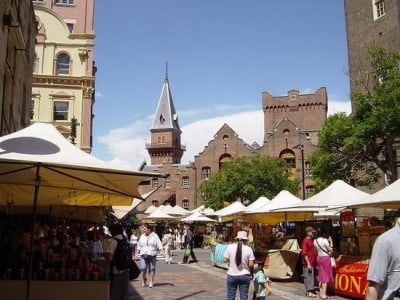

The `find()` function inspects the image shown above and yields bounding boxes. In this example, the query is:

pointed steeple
[150,66,181,132]
[147,68,185,165]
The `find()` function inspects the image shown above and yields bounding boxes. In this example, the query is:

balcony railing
[146,142,186,151]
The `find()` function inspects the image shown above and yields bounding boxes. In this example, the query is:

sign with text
[334,262,369,299]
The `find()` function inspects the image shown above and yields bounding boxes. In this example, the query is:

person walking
[301,226,317,298]
[314,229,334,300]
[180,225,198,264]
[107,223,129,300]
[136,223,163,288]
[223,231,255,300]
[366,218,400,300]
[253,260,272,300]
[162,229,174,264]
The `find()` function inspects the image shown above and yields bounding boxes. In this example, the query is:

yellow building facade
[32,0,95,152]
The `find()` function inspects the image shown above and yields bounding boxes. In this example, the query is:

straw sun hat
[235,231,248,240]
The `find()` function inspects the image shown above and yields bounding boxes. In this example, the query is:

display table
[264,249,300,280]
[334,255,369,299]
[0,280,110,300]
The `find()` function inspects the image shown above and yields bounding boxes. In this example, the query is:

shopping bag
[128,260,140,281]
[184,246,191,256]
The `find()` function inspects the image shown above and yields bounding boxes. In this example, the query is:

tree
[198,156,298,210]
[310,48,400,186]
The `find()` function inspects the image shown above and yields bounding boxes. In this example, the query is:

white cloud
[97,99,351,170]
[95,91,105,98]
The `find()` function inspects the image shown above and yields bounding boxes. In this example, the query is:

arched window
[152,200,159,207]
[306,185,315,197]
[182,199,189,209]
[279,149,296,168]
[219,153,232,169]
[56,53,70,75]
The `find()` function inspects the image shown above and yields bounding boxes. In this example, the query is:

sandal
[306,292,317,298]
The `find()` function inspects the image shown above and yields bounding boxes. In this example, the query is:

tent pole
[26,163,41,300]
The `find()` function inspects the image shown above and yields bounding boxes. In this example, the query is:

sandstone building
[31,0,96,152]
[0,0,36,136]
[137,75,327,214]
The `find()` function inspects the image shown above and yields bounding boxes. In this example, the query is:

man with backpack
[107,223,130,300]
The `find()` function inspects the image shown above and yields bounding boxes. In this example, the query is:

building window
[279,149,296,168]
[30,100,35,119]
[56,53,70,75]
[306,185,315,197]
[33,0,44,3]
[66,23,74,33]
[55,0,75,5]
[152,200,159,207]
[182,176,189,188]
[201,167,211,180]
[165,177,170,189]
[53,101,69,121]
[283,129,290,136]
[373,0,385,19]
[152,178,159,189]
[305,162,312,177]
[182,199,189,209]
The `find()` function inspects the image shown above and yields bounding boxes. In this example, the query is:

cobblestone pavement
[127,249,350,300]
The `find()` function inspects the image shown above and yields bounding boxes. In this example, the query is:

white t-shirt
[223,243,255,276]
[137,232,163,256]
[314,237,330,257]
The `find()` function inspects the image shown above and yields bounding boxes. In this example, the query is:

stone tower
[146,74,185,164]
[344,0,400,107]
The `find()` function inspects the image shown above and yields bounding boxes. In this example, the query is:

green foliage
[198,156,298,210]
[311,48,400,186]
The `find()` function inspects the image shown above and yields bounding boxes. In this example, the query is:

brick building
[0,0,36,136]
[137,75,327,215]
[344,0,400,186]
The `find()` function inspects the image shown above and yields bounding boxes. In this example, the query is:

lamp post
[293,144,306,200]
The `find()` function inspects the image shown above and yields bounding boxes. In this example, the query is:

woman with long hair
[314,228,334,300]
[223,231,255,300]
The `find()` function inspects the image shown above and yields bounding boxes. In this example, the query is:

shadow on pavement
[153,282,174,287]
[128,283,144,300]
[174,290,206,300]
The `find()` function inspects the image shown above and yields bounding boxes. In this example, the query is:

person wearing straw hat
[223,230,255,300]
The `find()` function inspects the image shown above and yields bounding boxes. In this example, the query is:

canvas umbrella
[169,204,189,216]
[337,178,400,209]
[213,201,247,222]
[243,196,271,213]
[112,189,158,220]
[144,204,157,214]
[0,123,162,300]
[243,190,313,223]
[144,207,177,221]
[180,211,217,222]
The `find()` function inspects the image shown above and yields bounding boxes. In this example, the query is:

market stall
[0,123,160,300]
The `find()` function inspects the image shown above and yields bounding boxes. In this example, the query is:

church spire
[150,68,181,132]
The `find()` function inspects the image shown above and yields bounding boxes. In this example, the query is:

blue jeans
[226,274,251,300]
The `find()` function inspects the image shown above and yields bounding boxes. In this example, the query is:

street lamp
[293,144,305,200]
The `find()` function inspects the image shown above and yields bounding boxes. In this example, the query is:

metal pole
[300,146,306,200]
[26,163,41,300]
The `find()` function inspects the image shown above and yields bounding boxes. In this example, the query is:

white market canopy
[275,180,370,212]
[190,205,215,216]
[144,205,157,214]
[340,178,400,209]
[144,207,176,220]
[169,204,189,215]
[112,189,157,220]
[214,201,246,217]
[180,211,217,223]
[243,196,271,213]
[243,190,312,223]
[0,123,160,207]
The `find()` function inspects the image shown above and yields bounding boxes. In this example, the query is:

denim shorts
[140,255,157,275]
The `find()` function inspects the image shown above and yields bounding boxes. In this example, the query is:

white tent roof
[180,211,217,222]
[190,205,215,215]
[0,123,160,207]
[342,178,400,209]
[169,205,189,215]
[160,204,174,214]
[190,205,205,213]
[275,180,369,212]
[144,207,176,220]
[214,201,246,217]
[112,189,157,219]
[248,190,302,213]
[244,196,271,213]
[144,205,157,214]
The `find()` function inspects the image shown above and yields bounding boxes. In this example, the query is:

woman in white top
[223,231,255,300]
[314,230,334,300]
[136,223,163,288]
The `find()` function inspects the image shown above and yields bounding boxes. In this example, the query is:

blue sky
[92,0,351,169]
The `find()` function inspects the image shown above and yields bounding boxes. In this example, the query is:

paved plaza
[127,249,349,300]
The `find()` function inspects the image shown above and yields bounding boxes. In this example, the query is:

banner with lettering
[334,261,369,299]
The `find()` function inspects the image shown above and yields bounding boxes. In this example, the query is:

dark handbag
[127,259,140,281]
